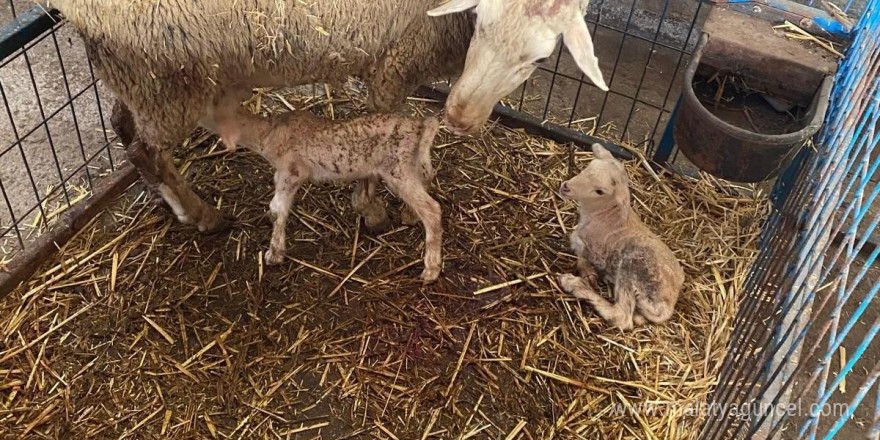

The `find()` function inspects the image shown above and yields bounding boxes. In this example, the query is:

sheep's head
[559,144,630,220]
[428,0,608,135]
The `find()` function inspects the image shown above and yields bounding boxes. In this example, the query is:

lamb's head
[559,144,630,220]
[428,0,608,135]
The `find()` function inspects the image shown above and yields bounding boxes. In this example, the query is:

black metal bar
[51,28,94,190]
[0,4,59,61]
[595,0,642,137]
[20,41,73,208]
[0,139,116,241]
[415,85,635,161]
[534,66,676,117]
[585,13,697,55]
[541,43,567,122]
[620,0,674,138]
[1,77,100,158]
[0,79,50,227]
[0,20,57,69]
[86,56,115,171]
[649,1,705,151]
[0,172,24,248]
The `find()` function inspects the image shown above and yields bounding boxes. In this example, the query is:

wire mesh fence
[0,0,122,259]
[699,0,880,437]
[503,0,707,159]
[0,0,876,437]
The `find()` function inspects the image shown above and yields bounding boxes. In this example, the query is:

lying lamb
[557,144,683,330]
[202,94,443,282]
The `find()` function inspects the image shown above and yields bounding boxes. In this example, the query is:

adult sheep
[48,0,608,233]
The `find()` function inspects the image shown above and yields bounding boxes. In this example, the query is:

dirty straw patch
[0,90,769,439]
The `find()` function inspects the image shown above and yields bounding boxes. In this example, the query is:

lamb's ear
[563,14,609,92]
[592,143,613,160]
[618,192,630,221]
[427,0,480,16]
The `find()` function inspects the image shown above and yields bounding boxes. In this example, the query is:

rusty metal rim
[0,163,139,300]
[683,33,834,145]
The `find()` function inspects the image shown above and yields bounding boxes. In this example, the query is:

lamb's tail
[415,116,440,184]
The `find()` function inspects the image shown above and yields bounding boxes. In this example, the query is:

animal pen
[0,0,877,438]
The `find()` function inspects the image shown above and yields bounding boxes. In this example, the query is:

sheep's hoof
[557,273,583,293]
[264,248,285,265]
[420,266,441,283]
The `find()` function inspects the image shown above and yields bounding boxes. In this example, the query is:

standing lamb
[201,94,443,282]
[48,0,608,234]
[556,144,683,330]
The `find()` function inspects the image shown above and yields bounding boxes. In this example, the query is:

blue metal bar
[703,0,880,437]
[653,95,680,164]
[820,363,880,440]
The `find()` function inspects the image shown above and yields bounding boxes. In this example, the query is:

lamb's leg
[577,257,600,287]
[635,297,675,325]
[351,177,390,231]
[125,139,230,233]
[385,177,442,282]
[633,314,647,327]
[557,274,636,331]
[400,205,420,225]
[265,170,304,265]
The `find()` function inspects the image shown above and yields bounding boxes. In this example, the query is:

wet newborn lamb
[202,94,443,282]
[557,144,683,330]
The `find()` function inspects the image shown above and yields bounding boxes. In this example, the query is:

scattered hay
[0,84,770,439]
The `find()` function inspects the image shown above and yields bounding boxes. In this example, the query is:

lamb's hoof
[363,214,391,232]
[264,248,285,265]
[557,273,583,293]
[615,321,635,332]
[420,266,441,284]
[197,212,233,235]
[150,193,165,208]
[401,207,420,226]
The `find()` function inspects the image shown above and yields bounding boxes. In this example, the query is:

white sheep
[202,94,443,282]
[556,144,683,330]
[428,0,609,135]
[50,0,608,234]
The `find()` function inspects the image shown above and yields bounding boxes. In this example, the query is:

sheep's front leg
[265,170,304,265]
[111,101,167,208]
[351,177,390,231]
[386,177,443,283]
[557,274,636,331]
[126,139,230,233]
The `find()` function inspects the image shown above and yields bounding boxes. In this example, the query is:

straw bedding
[0,83,770,439]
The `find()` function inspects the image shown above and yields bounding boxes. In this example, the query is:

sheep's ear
[563,14,609,92]
[592,143,613,160]
[427,0,480,16]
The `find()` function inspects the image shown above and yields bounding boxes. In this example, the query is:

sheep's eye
[595,189,605,195]
[535,57,550,64]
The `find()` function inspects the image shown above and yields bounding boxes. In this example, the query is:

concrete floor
[0,0,877,438]
[0,0,122,253]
